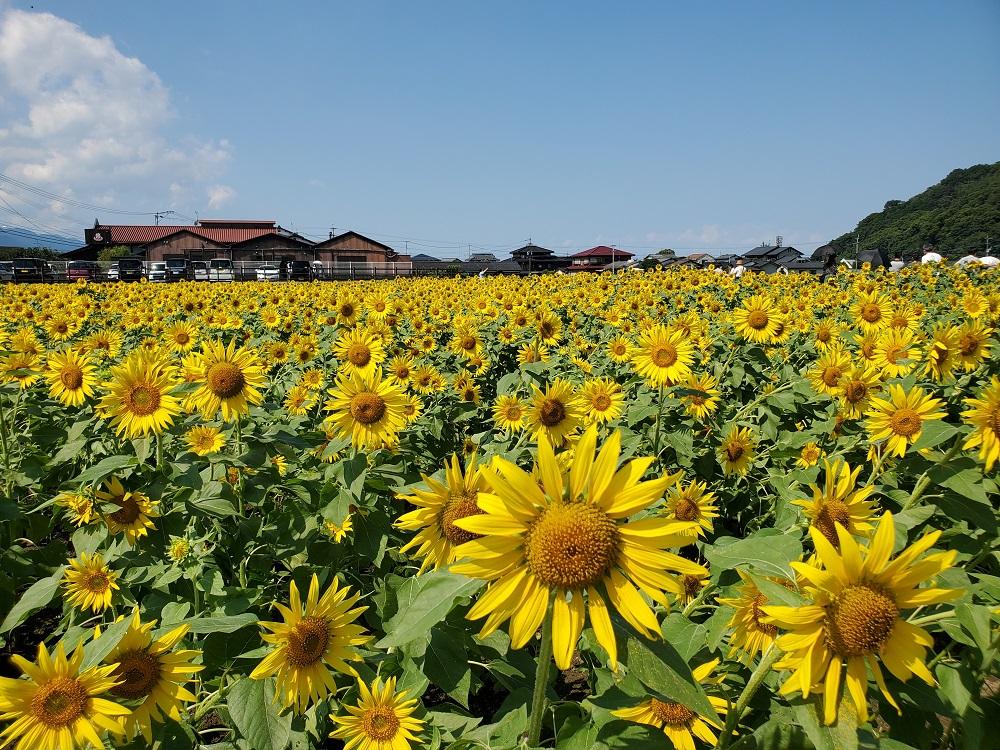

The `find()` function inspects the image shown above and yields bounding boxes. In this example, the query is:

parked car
[282,260,312,281]
[0,262,13,283]
[149,262,168,283]
[118,257,144,282]
[311,260,327,280]
[12,258,55,283]
[208,258,234,282]
[66,260,101,281]
[190,261,208,281]
[106,263,119,281]
[165,258,189,281]
[256,265,280,282]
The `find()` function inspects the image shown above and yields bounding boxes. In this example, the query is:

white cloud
[0,9,231,231]
[206,184,235,209]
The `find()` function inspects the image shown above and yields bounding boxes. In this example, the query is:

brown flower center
[175,332,190,344]
[83,570,111,593]
[347,344,372,366]
[539,398,567,427]
[350,392,386,425]
[682,574,703,600]
[861,303,883,323]
[207,362,246,399]
[125,384,161,416]
[60,365,84,390]
[813,500,851,547]
[824,583,898,657]
[673,498,700,522]
[959,335,980,357]
[651,344,678,368]
[111,649,162,699]
[460,335,477,351]
[525,502,619,589]
[285,616,330,667]
[751,593,778,636]
[361,706,400,742]
[747,310,769,330]
[726,444,744,462]
[592,394,611,411]
[650,698,696,728]
[441,490,483,545]
[843,380,868,403]
[889,408,921,437]
[820,366,841,387]
[110,496,141,525]
[31,676,89,728]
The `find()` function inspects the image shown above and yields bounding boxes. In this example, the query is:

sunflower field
[0,266,998,750]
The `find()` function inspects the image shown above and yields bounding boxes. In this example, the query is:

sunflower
[812,320,840,351]
[64,553,119,614]
[872,328,921,378]
[535,310,562,343]
[191,339,266,421]
[681,372,720,421]
[792,459,877,548]
[335,295,361,326]
[387,354,414,387]
[98,350,180,438]
[250,574,371,712]
[631,324,695,386]
[525,378,583,445]
[717,426,756,476]
[962,376,1000,471]
[834,365,882,420]
[96,477,160,545]
[731,295,780,344]
[607,334,635,363]
[865,384,945,457]
[411,364,441,394]
[0,641,128,750]
[578,377,624,424]
[807,348,852,396]
[401,393,423,424]
[451,425,700,669]
[163,321,198,352]
[44,349,96,407]
[55,490,97,526]
[852,292,892,333]
[492,394,526,433]
[764,512,959,725]
[2,352,41,389]
[451,325,484,360]
[185,425,225,455]
[518,340,548,365]
[665,479,718,537]
[267,340,291,365]
[717,570,779,663]
[612,659,728,750]
[333,328,385,378]
[324,514,353,542]
[329,676,425,750]
[955,319,992,372]
[796,442,823,468]
[923,323,960,382]
[100,610,204,742]
[396,453,489,572]
[324,368,408,450]
[283,384,316,416]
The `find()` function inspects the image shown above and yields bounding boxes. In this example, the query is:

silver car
[256,265,280,282]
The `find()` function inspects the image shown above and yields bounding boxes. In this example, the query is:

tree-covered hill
[831,162,1000,260]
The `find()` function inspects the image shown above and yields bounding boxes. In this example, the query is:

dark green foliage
[831,162,1000,261]
[0,246,63,260]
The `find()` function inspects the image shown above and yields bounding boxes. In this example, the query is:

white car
[208,258,234,282]
[256,265,280,282]
[191,261,208,281]
[148,262,168,283]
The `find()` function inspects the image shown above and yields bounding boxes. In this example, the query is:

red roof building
[570,245,635,269]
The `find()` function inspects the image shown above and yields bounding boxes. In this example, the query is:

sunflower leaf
[227,677,292,750]
[621,634,720,723]
[0,566,65,634]
[375,569,483,648]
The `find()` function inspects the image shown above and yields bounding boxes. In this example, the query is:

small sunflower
[796,441,823,468]
[329,676,425,750]
[55,490,97,526]
[835,365,882,420]
[852,292,892,333]
[525,378,583,445]
[324,514,353,542]
[250,574,371,712]
[0,641,128,750]
[681,372,720,421]
[807,348,852,396]
[764,512,959,725]
[717,426,756,476]
[492,394,526,433]
[665,479,718,537]
[872,328,921,378]
[865,384,945,457]
[632,324,695,386]
[607,334,635,363]
[732,295,780,344]
[396,453,489,572]
[163,321,198,352]
[334,327,386,378]
[955,319,992,372]
[44,349,96,407]
[962,376,1000,471]
[192,339,266,421]
[96,477,160,545]
[578,377,624,424]
[185,425,225,455]
[324,368,408,450]
[718,570,779,663]
[98,350,180,438]
[792,459,877,548]
[923,323,960,382]
[64,552,119,614]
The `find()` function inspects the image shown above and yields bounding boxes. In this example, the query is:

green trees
[832,162,1000,260]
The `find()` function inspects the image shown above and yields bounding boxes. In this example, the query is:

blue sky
[1,1,998,256]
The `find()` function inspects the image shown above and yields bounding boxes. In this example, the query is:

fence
[20,260,416,283]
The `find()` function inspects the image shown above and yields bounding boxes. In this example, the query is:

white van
[209,258,234,282]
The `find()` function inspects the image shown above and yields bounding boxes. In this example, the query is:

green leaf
[791,698,859,750]
[166,613,258,635]
[227,677,292,750]
[659,613,709,662]
[911,421,959,451]
[1,567,65,634]
[83,616,133,669]
[188,494,238,518]
[423,624,472,707]
[74,454,138,485]
[704,529,803,579]
[623,635,719,722]
[375,570,483,648]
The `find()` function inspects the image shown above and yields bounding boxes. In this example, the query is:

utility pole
[854,232,860,260]
[986,235,992,255]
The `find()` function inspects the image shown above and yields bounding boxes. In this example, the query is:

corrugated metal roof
[103,225,284,245]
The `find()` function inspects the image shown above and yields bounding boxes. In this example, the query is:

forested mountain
[831,162,1000,260]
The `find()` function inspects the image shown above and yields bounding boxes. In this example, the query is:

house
[410,253,440,262]
[468,252,498,263]
[313,231,409,267]
[510,244,571,273]
[740,241,802,273]
[570,246,635,270]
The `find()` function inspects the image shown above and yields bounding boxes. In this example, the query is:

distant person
[819,245,838,281]
[730,258,746,278]
[890,255,905,272]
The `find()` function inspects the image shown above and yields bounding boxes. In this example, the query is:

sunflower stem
[526,600,555,747]
[652,383,665,459]
[718,645,781,749]
[155,432,163,469]
[910,609,955,626]
[902,435,963,511]
[0,393,12,499]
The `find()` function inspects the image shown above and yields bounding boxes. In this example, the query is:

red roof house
[570,246,635,269]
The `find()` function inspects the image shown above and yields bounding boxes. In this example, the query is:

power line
[0,173,167,217]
